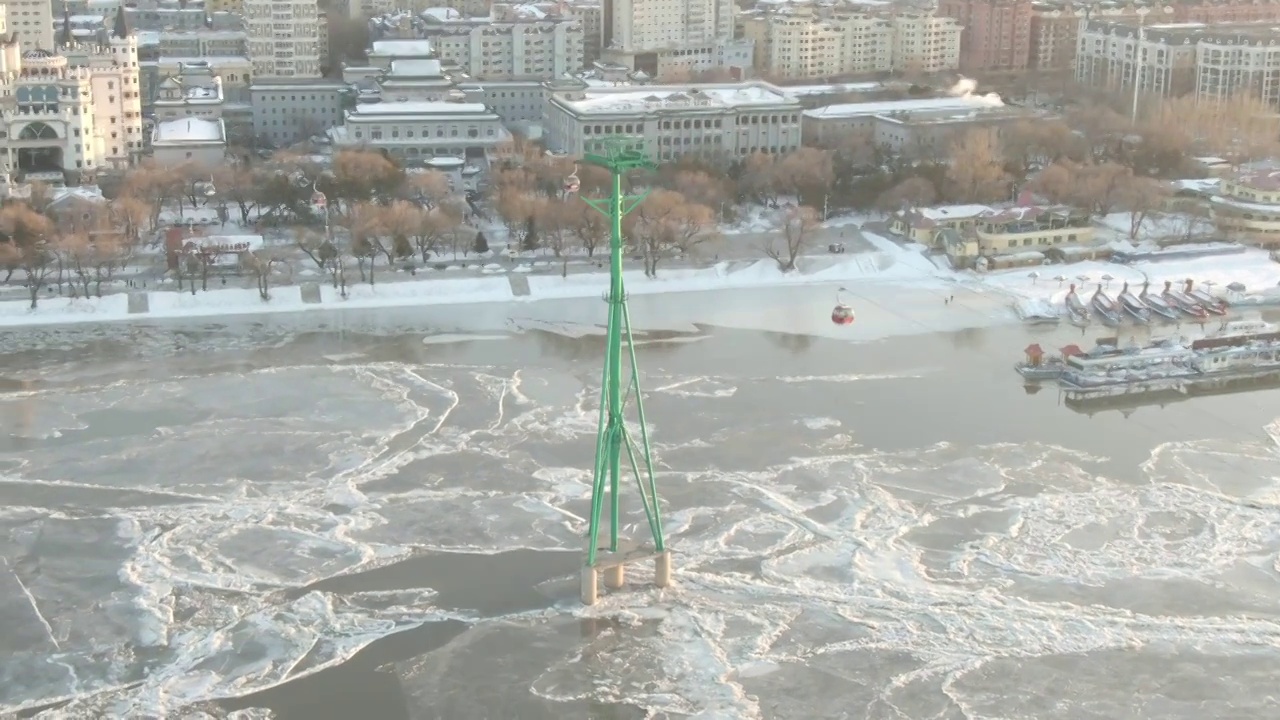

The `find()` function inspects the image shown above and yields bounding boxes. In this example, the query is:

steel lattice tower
[577,140,671,605]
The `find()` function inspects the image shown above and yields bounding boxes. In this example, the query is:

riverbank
[0,252,964,334]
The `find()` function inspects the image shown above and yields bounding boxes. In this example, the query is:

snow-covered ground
[970,249,1280,309]
[5,215,1280,338]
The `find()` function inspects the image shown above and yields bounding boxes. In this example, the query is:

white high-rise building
[8,0,55,52]
[244,0,322,78]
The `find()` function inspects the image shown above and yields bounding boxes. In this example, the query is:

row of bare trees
[0,190,150,309]
[489,147,719,277]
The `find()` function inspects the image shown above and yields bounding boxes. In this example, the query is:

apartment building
[415,14,585,80]
[244,0,322,78]
[1074,20,1249,102]
[937,0,1032,73]
[600,0,750,77]
[137,30,247,58]
[893,12,964,74]
[543,79,803,163]
[565,1,604,66]
[742,10,960,80]
[7,0,54,53]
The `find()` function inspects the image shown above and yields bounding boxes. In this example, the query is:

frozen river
[3,285,1280,719]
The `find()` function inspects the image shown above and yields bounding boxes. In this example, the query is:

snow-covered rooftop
[559,84,796,114]
[142,56,251,68]
[387,58,445,78]
[422,6,463,21]
[919,204,992,221]
[152,117,226,145]
[370,39,434,56]
[349,101,491,116]
[804,95,1005,120]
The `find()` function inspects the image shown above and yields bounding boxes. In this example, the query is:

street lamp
[1130,6,1174,126]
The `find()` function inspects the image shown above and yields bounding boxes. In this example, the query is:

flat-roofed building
[543,79,802,163]
[327,101,509,165]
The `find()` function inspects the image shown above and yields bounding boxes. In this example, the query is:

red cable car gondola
[832,287,855,325]
[563,164,581,195]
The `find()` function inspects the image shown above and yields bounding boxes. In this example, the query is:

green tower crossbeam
[579,139,665,568]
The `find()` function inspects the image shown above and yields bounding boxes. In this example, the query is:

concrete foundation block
[127,292,149,314]
[603,564,625,590]
[300,282,322,304]
[580,565,598,606]
[655,551,672,588]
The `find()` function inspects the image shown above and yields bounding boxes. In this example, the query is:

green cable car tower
[575,140,671,605]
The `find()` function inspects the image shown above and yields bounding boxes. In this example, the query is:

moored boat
[1138,280,1179,321]
[1163,280,1208,318]
[1090,284,1123,326]
[1117,282,1151,324]
[1184,279,1227,315]
[1064,283,1091,323]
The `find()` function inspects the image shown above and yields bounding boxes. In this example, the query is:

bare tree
[765,206,819,272]
[740,153,779,206]
[402,170,451,208]
[341,202,386,285]
[566,201,610,257]
[294,226,344,290]
[496,191,541,252]
[945,130,1009,203]
[0,204,56,309]
[243,249,285,301]
[1116,176,1171,239]
[631,190,713,277]
[876,177,938,215]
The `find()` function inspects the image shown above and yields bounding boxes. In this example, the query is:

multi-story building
[974,205,1094,255]
[801,95,1009,144]
[874,104,1044,156]
[1193,26,1280,108]
[937,0,1032,73]
[567,1,604,66]
[456,80,545,125]
[893,12,964,74]
[206,0,243,13]
[543,79,803,163]
[60,12,146,166]
[1209,168,1280,247]
[1075,20,1219,102]
[7,0,54,53]
[244,0,322,78]
[154,67,226,121]
[0,7,143,187]
[1032,1,1280,74]
[328,101,508,164]
[600,0,750,77]
[410,11,585,80]
[141,56,254,108]
[742,10,960,80]
[251,78,350,147]
[137,30,248,58]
